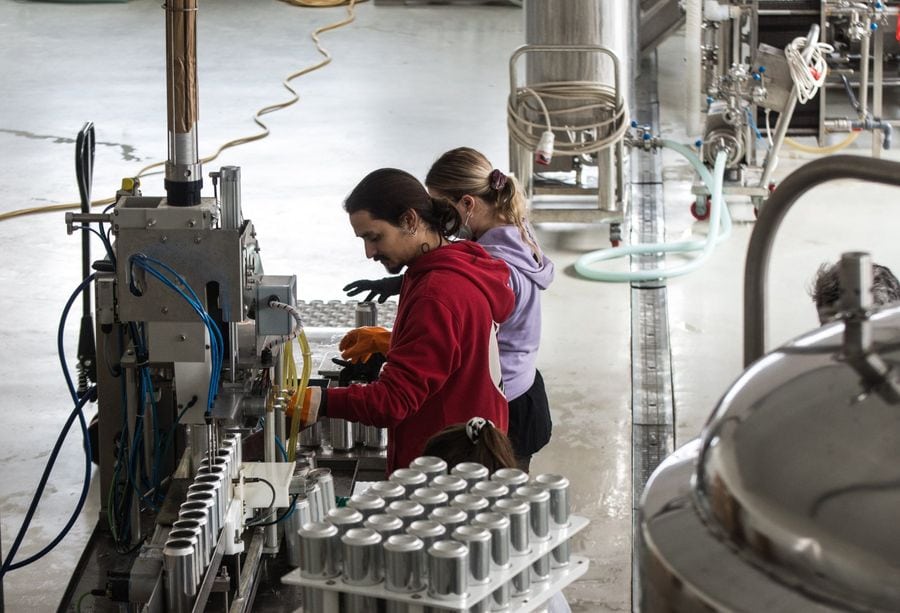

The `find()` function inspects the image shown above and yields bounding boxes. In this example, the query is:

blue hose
[574,142,729,282]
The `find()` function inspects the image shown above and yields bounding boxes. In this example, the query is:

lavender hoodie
[478,224,555,400]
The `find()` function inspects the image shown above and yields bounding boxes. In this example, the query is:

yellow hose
[287,329,312,462]
[785,131,860,154]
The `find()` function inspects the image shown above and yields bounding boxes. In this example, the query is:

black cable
[244,477,278,526]
[249,494,298,527]
[0,388,96,575]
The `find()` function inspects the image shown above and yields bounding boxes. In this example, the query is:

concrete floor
[1,1,898,611]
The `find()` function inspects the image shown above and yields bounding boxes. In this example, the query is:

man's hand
[339,326,391,363]
[333,354,387,386]
[343,276,403,303]
[286,386,324,426]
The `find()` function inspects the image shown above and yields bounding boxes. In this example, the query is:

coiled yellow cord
[0,0,361,223]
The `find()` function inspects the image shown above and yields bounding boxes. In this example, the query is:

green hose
[574,142,729,282]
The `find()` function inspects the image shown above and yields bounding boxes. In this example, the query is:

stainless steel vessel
[640,305,900,612]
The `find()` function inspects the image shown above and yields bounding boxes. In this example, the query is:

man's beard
[384,262,404,275]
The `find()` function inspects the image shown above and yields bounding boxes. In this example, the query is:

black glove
[343,276,403,303]
[333,353,387,386]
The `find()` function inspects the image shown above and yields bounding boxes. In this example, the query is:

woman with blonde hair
[424,147,555,471]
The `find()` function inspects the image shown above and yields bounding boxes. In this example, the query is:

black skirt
[507,369,552,459]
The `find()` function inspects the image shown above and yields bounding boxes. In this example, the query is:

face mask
[456,211,474,241]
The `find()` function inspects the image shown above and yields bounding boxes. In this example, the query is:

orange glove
[285,387,323,427]
[339,326,391,364]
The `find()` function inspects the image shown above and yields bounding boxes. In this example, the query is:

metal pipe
[164,0,202,206]
[743,155,900,366]
[858,22,871,122]
[872,25,884,157]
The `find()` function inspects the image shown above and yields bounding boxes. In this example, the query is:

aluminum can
[451,526,492,585]
[218,439,240,479]
[450,461,489,489]
[472,512,511,570]
[533,473,571,528]
[168,528,201,586]
[490,467,529,493]
[492,498,531,597]
[325,506,365,542]
[180,499,218,555]
[194,470,230,517]
[353,420,366,445]
[427,540,469,600]
[329,417,354,451]
[512,564,532,597]
[406,519,447,552]
[213,448,233,480]
[163,538,197,613]
[406,519,445,582]
[384,534,426,593]
[174,514,210,568]
[388,468,428,496]
[223,430,243,470]
[183,492,218,549]
[364,480,406,504]
[410,487,448,516]
[306,481,324,523]
[364,513,405,540]
[298,522,340,579]
[450,493,490,521]
[284,495,312,568]
[531,552,552,583]
[428,506,468,532]
[386,500,425,527]
[187,482,223,527]
[514,485,551,542]
[470,480,509,505]
[355,301,377,327]
[347,492,386,520]
[430,474,468,497]
[364,425,388,449]
[342,594,379,613]
[308,467,336,514]
[409,455,448,478]
[533,473,571,568]
[341,526,383,613]
[492,499,531,556]
[341,527,384,586]
[299,421,323,448]
[473,511,513,611]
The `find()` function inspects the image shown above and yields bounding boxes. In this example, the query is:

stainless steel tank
[523,0,635,206]
[640,305,900,611]
[525,0,634,106]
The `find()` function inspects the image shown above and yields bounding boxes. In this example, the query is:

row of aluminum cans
[301,417,389,451]
[295,457,571,612]
[162,432,242,613]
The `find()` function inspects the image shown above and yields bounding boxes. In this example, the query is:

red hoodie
[326,241,515,473]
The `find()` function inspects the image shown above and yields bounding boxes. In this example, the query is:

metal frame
[743,155,900,366]
[508,44,627,225]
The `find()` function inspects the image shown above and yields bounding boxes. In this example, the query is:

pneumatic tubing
[129,255,223,412]
[573,144,728,282]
